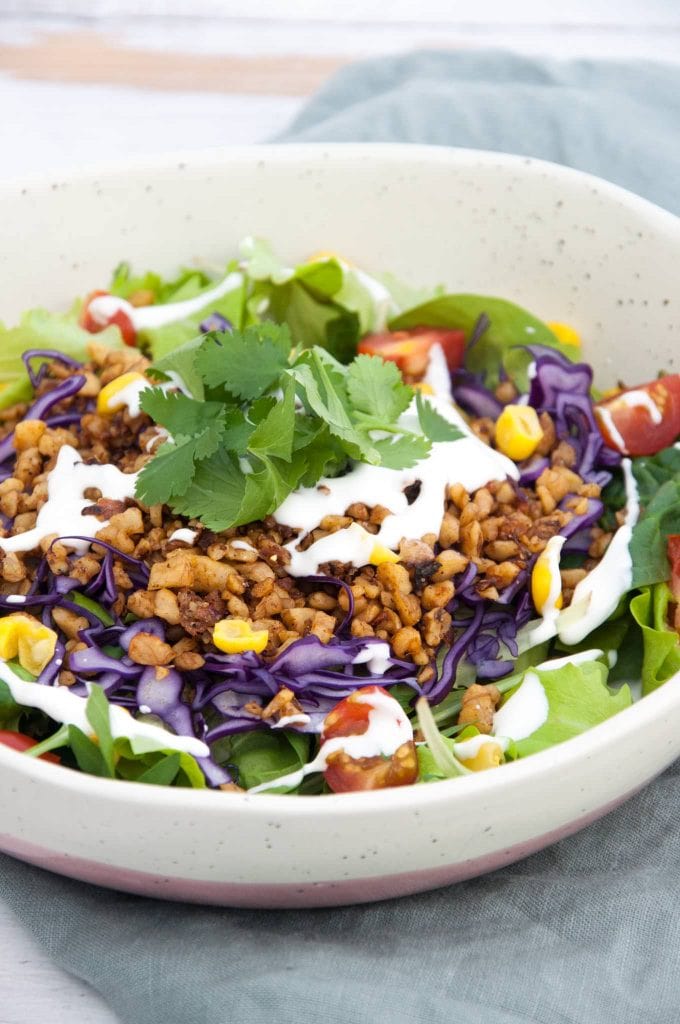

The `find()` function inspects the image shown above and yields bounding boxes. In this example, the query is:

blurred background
[1,0,679,177]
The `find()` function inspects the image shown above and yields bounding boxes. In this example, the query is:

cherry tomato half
[0,730,60,763]
[320,685,418,793]
[79,290,138,348]
[594,375,680,456]
[358,327,466,377]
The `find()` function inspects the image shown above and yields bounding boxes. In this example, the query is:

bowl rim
[2,141,679,236]
[1,141,679,818]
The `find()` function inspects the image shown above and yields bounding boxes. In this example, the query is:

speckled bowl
[1,144,679,908]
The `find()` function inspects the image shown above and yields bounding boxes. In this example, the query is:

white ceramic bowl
[1,144,679,908]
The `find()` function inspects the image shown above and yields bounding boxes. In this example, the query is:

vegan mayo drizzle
[0,659,209,758]
[519,458,640,650]
[0,445,139,555]
[87,272,244,332]
[275,393,519,576]
[452,649,604,761]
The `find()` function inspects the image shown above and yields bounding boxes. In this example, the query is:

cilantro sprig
[136,323,463,531]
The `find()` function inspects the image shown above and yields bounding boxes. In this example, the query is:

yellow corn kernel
[97,372,147,416]
[369,544,400,566]
[213,618,268,655]
[531,549,563,615]
[494,404,544,462]
[0,613,58,676]
[411,382,435,395]
[547,321,581,348]
[459,742,504,772]
[306,250,350,265]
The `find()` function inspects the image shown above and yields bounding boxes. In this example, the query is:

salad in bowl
[1,236,678,798]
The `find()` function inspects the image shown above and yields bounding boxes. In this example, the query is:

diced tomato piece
[667,535,680,602]
[595,375,680,456]
[79,290,138,347]
[358,327,466,377]
[320,685,418,793]
[0,730,60,763]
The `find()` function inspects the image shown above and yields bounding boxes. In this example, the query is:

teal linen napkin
[3,50,680,1024]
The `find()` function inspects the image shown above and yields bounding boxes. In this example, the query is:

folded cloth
[3,48,680,1024]
[277,49,680,215]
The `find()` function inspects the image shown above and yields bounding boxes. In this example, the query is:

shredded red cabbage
[0,374,87,464]
[199,313,233,334]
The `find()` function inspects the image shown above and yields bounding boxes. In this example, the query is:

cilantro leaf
[139,389,223,437]
[415,392,464,443]
[135,414,226,505]
[292,351,379,464]
[171,450,247,529]
[136,438,203,504]
[238,455,306,525]
[195,323,292,400]
[247,376,295,461]
[373,432,431,469]
[346,354,413,422]
[136,320,462,532]
[148,336,206,400]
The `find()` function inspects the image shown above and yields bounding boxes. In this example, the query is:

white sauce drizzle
[168,528,198,545]
[87,272,243,332]
[248,689,412,793]
[276,395,518,576]
[5,595,26,605]
[352,642,392,676]
[536,648,604,672]
[231,540,257,552]
[518,459,640,651]
[422,343,453,400]
[492,671,549,741]
[145,427,170,452]
[103,376,150,417]
[617,389,663,424]
[594,405,628,454]
[557,458,640,645]
[271,713,312,730]
[0,661,209,758]
[0,445,138,555]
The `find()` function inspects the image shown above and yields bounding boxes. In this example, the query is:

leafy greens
[136,323,463,530]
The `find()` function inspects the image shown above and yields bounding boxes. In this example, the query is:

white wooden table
[1,3,679,1021]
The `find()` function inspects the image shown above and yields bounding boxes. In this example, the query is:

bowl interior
[3,144,679,388]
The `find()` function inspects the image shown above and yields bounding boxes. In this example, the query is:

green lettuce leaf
[242,238,410,360]
[139,272,247,361]
[0,309,122,411]
[390,294,579,389]
[510,661,631,758]
[630,585,680,695]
